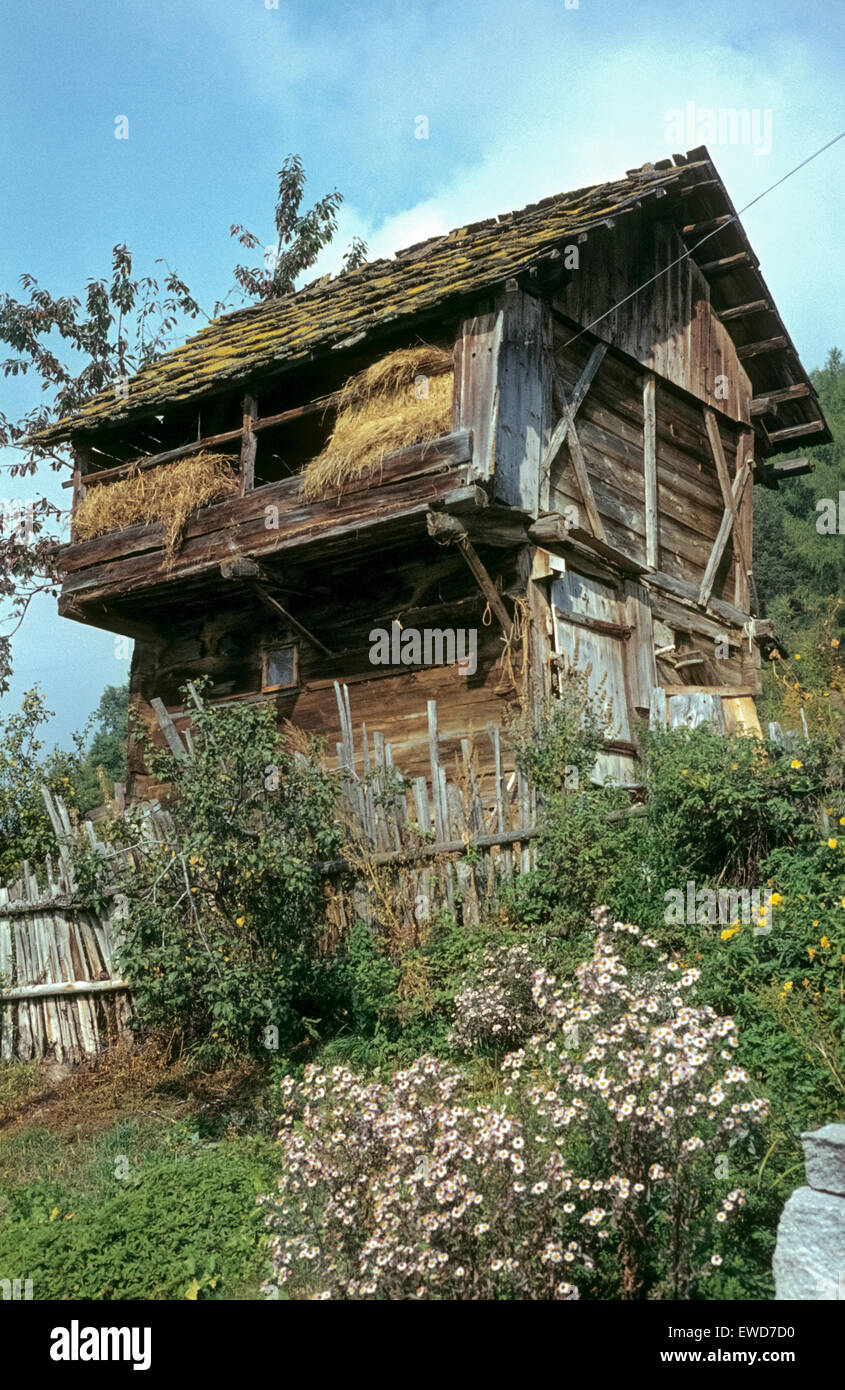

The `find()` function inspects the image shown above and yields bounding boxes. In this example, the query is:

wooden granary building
[37,146,829,801]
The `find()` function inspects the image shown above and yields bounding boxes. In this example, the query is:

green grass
[0,1050,284,1301]
[0,1117,279,1300]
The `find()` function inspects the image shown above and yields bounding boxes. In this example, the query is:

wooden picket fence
[0,790,170,1064]
[0,683,536,1062]
[316,683,537,936]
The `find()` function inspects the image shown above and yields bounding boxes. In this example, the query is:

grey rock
[773,1186,845,1300]
[801,1123,845,1196]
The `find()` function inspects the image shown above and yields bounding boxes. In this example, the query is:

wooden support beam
[716,298,770,322]
[696,251,752,275]
[151,698,189,761]
[558,610,632,640]
[643,375,658,570]
[682,214,733,237]
[697,462,750,608]
[750,383,811,415]
[765,419,826,445]
[735,335,788,359]
[541,342,607,510]
[528,515,650,576]
[704,408,752,579]
[249,582,333,656]
[548,359,607,542]
[240,394,258,495]
[315,824,540,876]
[426,511,512,637]
[770,456,813,479]
[0,979,130,1003]
[569,341,609,416]
[647,570,750,627]
[677,178,722,197]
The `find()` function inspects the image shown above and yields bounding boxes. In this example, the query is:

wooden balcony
[56,431,481,637]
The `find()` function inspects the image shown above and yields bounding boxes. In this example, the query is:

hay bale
[73,452,239,559]
[302,345,453,501]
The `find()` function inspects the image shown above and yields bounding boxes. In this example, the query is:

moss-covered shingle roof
[32,158,700,445]
[30,147,829,455]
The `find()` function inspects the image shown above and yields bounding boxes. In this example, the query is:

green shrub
[109,687,344,1061]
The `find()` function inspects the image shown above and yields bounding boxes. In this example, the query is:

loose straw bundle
[73,452,239,559]
[301,345,453,501]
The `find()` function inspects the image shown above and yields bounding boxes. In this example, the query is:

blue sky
[1,0,843,745]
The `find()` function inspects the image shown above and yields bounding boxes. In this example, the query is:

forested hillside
[756,348,845,705]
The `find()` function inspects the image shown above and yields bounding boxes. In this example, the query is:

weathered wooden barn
[36,145,829,802]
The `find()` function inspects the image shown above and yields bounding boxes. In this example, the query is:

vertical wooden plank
[735,429,755,614]
[624,579,658,714]
[452,310,503,481]
[240,394,258,494]
[537,306,555,513]
[487,723,512,877]
[412,778,431,838]
[516,767,531,873]
[70,444,92,545]
[492,289,547,513]
[643,374,658,570]
[384,744,407,845]
[427,701,447,844]
[524,548,552,715]
[0,892,11,1061]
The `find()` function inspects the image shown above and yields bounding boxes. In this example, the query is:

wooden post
[492,289,547,514]
[452,310,503,482]
[624,580,658,714]
[240,394,258,494]
[735,430,755,613]
[70,444,92,544]
[643,375,658,570]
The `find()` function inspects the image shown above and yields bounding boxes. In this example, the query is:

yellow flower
[813,920,819,927]
[808,947,816,960]
[790,760,803,770]
[721,926,740,941]
[236,915,245,927]
[828,839,838,850]
[783,981,793,991]
[795,654,802,660]
[820,936,831,949]
[771,893,783,906]
[681,769,688,775]
[840,816,845,826]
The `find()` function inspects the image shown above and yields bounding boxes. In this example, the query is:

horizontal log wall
[126,539,529,800]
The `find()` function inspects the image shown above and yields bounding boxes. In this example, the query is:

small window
[262,643,298,692]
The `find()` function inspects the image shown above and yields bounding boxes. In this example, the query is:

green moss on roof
[30,159,704,446]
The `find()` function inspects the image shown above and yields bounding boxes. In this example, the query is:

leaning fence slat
[151,698,189,761]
